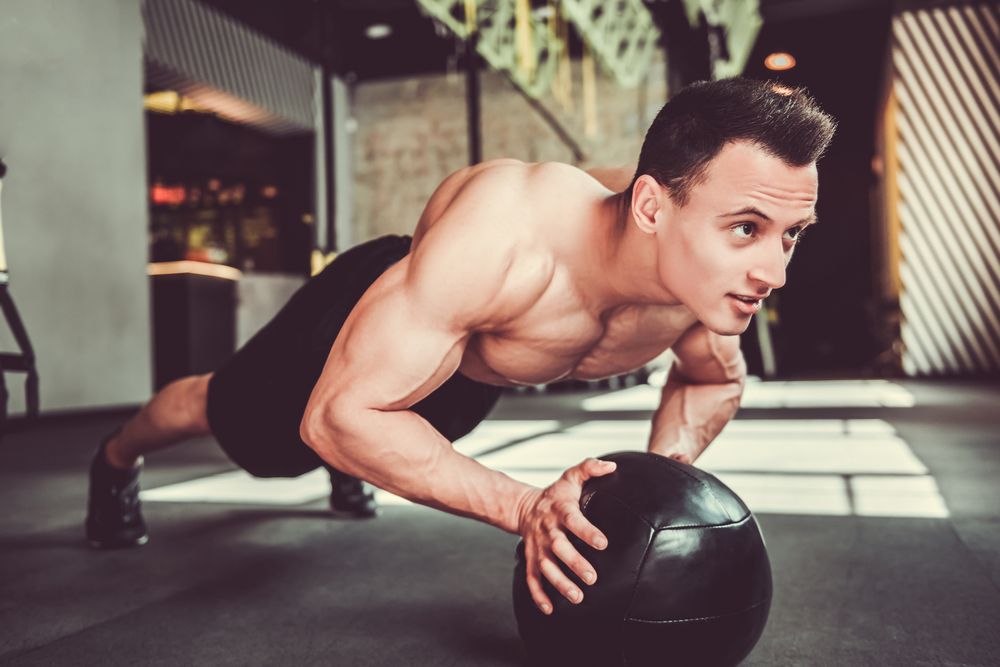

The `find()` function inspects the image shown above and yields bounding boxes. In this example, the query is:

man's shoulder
[421,160,594,238]
[462,159,590,192]
[464,160,606,232]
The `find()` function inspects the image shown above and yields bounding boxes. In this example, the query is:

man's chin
[703,317,753,337]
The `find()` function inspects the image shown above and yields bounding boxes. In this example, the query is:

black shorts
[206,235,503,478]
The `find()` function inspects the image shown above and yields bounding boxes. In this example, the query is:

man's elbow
[731,349,748,387]
[299,403,325,452]
[300,398,359,472]
[719,350,747,408]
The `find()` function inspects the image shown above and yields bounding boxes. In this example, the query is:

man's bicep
[308,166,529,416]
[311,269,471,416]
[310,218,516,415]
[671,324,746,385]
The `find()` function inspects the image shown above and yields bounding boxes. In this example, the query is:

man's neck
[584,191,680,311]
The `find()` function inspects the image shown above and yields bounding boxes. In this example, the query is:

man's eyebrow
[719,206,772,222]
[720,207,817,227]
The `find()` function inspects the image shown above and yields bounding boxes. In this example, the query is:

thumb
[567,457,617,485]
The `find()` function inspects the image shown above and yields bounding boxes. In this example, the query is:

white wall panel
[893,4,1000,375]
[0,0,151,413]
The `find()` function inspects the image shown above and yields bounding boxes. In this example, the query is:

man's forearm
[302,405,535,534]
[647,369,744,462]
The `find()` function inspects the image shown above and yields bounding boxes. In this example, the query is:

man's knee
[186,373,213,433]
[162,373,213,434]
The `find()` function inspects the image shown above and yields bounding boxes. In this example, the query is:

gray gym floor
[2,379,999,666]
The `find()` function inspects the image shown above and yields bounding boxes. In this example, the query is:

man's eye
[733,223,754,239]
[784,226,805,242]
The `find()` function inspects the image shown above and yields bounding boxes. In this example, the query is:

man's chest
[461,302,698,385]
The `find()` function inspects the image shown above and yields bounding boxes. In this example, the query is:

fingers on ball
[526,576,553,614]
[563,509,608,551]
[550,533,596,585]
[540,558,583,604]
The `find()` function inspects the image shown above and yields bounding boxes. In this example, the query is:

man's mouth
[732,295,760,304]
[728,294,765,314]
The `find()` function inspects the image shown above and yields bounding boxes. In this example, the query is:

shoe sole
[87,534,149,550]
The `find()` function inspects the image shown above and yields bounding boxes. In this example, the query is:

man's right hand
[516,458,618,615]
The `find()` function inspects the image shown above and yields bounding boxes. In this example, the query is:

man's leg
[86,373,213,549]
[104,373,213,470]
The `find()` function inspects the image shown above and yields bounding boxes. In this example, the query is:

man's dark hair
[629,78,836,206]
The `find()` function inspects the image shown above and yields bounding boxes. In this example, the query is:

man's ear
[630,175,664,235]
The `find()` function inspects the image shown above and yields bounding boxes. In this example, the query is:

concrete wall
[351,58,668,242]
[0,0,150,414]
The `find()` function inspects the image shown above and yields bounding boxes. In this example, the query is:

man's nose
[748,241,787,289]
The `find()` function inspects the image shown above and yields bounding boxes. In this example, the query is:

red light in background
[151,184,186,206]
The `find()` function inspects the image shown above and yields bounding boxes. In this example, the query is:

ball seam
[624,596,770,624]
[655,513,754,532]
[622,522,657,667]
[641,453,745,524]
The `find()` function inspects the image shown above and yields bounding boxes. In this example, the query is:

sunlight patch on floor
[141,411,945,518]
[582,380,917,411]
[141,468,330,504]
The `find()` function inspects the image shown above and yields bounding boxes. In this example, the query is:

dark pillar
[648,0,713,94]
[321,66,337,252]
[465,32,482,166]
[318,0,338,252]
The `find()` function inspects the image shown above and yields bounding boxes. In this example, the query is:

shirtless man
[86,78,835,617]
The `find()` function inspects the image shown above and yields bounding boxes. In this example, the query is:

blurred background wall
[352,60,665,241]
[0,0,151,414]
[1,0,996,417]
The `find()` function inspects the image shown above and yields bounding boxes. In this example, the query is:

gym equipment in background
[0,158,40,439]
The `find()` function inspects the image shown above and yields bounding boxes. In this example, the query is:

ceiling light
[364,24,392,40]
[765,53,796,71]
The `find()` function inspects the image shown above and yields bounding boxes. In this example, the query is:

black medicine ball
[513,451,772,667]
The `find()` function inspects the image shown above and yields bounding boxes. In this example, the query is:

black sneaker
[324,464,379,518]
[85,433,149,549]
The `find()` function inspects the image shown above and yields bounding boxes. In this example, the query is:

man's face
[654,141,819,336]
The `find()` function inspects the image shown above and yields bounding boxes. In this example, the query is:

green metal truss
[559,0,661,89]
[416,0,759,98]
[415,0,662,97]
[680,0,763,80]
[415,0,562,98]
